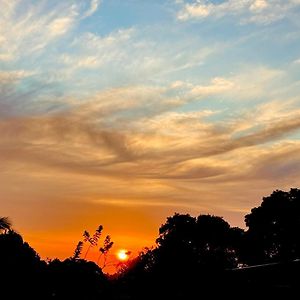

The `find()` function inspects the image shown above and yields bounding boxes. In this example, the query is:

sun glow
[117,249,130,261]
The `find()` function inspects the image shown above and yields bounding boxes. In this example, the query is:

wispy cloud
[177,0,300,24]
[60,28,135,70]
[1,82,300,179]
[0,0,101,63]
[0,70,35,84]
[0,2,76,62]
[48,17,75,37]
[189,77,235,97]
[170,66,284,101]
[82,0,101,18]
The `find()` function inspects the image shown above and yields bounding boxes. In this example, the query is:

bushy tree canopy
[244,188,300,264]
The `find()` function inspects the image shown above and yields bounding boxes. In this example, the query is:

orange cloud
[1,84,300,268]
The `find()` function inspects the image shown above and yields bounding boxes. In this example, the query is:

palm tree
[0,217,12,234]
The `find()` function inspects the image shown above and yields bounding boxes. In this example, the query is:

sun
[117,249,129,261]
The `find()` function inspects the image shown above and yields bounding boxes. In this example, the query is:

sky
[1,0,300,270]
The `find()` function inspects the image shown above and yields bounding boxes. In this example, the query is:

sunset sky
[1,0,300,270]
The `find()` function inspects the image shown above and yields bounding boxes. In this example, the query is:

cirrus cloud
[177,0,300,24]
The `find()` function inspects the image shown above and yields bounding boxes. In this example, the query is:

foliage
[156,213,242,272]
[98,235,114,268]
[1,187,300,298]
[83,225,103,259]
[0,216,12,233]
[0,230,45,298]
[72,224,114,271]
[244,188,300,264]
[72,241,84,261]
[46,258,108,299]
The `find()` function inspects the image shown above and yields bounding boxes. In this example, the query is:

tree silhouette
[0,216,12,233]
[2,190,300,300]
[0,229,45,298]
[155,213,241,272]
[244,188,300,264]
[195,214,242,269]
[114,213,244,299]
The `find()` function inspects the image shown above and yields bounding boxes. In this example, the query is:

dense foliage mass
[1,188,300,299]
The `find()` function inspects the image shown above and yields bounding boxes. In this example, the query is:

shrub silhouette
[0,230,45,298]
[46,258,109,299]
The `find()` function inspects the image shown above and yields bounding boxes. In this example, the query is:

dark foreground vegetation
[1,188,300,299]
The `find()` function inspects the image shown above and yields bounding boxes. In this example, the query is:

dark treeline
[1,188,300,299]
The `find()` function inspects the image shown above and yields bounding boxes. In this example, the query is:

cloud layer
[177,0,300,24]
[1,0,300,262]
